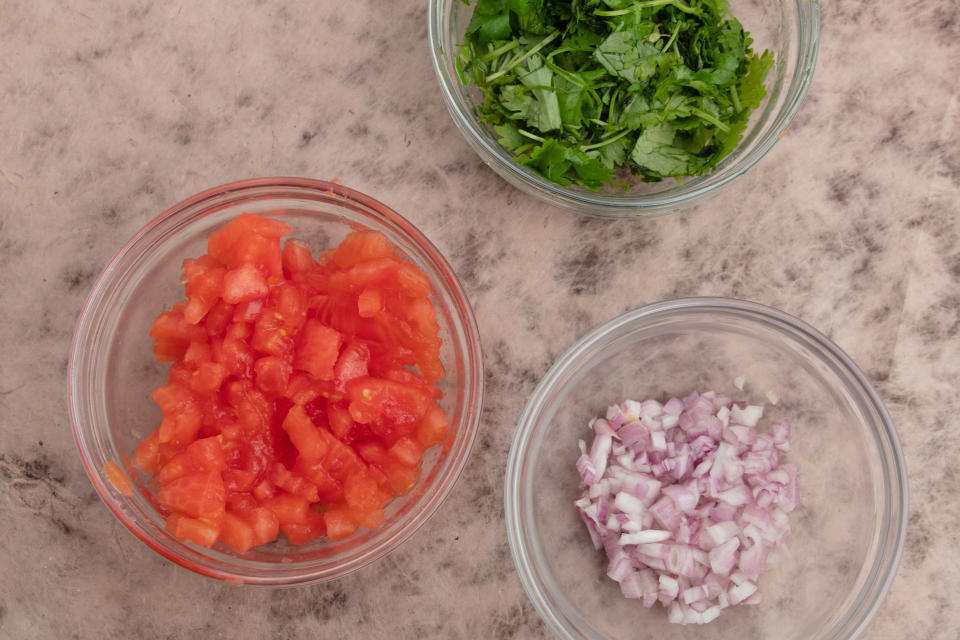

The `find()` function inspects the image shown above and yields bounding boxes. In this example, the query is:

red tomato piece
[155,470,226,521]
[294,456,344,503]
[261,493,310,525]
[269,462,320,503]
[280,510,327,546]
[282,240,317,276]
[333,340,370,390]
[133,430,161,473]
[103,461,133,496]
[246,506,281,546]
[208,213,290,277]
[218,512,258,553]
[166,513,220,547]
[388,437,423,469]
[417,404,450,447]
[294,320,342,381]
[252,311,294,359]
[323,507,357,541]
[254,356,292,397]
[344,472,389,512]
[281,404,330,461]
[346,376,432,429]
[222,263,269,304]
[155,436,227,484]
[182,257,226,325]
[331,230,394,268]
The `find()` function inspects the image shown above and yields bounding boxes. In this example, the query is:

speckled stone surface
[1,0,958,638]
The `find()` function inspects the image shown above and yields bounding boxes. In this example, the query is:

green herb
[456,0,772,189]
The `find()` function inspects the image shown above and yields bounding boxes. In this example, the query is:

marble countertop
[1,0,958,638]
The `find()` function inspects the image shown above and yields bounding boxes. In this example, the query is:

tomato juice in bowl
[68,178,483,585]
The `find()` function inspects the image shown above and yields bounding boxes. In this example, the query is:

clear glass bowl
[506,298,906,638]
[69,178,484,586]
[429,0,820,218]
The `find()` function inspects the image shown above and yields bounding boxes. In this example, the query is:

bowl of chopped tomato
[69,178,483,585]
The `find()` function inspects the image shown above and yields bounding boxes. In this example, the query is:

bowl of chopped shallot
[506,298,906,639]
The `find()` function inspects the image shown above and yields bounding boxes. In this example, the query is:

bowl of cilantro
[429,0,820,218]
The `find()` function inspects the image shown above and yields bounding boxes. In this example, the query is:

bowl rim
[68,177,484,585]
[504,296,908,638]
[428,0,822,218]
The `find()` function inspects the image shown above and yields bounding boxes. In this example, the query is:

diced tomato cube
[133,430,161,473]
[182,258,226,325]
[417,404,450,447]
[349,506,385,531]
[282,240,317,276]
[326,403,355,440]
[252,311,294,358]
[323,507,357,541]
[344,472,388,512]
[331,230,394,268]
[155,471,226,521]
[254,356,292,397]
[333,340,370,390]
[280,510,327,546]
[252,479,276,502]
[284,373,325,405]
[271,283,307,333]
[357,288,383,318]
[269,462,320,503]
[155,436,226,484]
[150,310,207,361]
[246,506,281,546]
[232,299,265,323]
[261,493,310,525]
[166,512,220,547]
[346,376,432,428]
[103,461,133,496]
[223,469,257,493]
[281,404,330,460]
[208,213,290,277]
[294,320,342,381]
[388,437,423,468]
[222,263,269,304]
[204,301,235,336]
[294,457,344,503]
[218,512,258,553]
[190,361,227,395]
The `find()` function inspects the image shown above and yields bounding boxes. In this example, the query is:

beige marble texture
[0,0,958,638]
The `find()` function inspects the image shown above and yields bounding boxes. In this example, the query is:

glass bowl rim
[428,0,822,218]
[504,296,908,638]
[68,176,484,586]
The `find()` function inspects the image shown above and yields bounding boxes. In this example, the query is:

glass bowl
[69,178,484,586]
[506,298,906,638]
[429,0,820,218]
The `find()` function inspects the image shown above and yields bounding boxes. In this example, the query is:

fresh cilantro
[456,0,773,190]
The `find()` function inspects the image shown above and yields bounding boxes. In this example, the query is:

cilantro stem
[595,0,703,18]
[481,40,520,63]
[730,86,742,112]
[485,31,561,83]
[517,129,547,143]
[662,20,682,54]
[580,128,632,152]
[689,107,731,132]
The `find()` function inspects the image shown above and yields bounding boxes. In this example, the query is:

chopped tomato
[103,461,133,496]
[294,320,342,380]
[138,218,452,550]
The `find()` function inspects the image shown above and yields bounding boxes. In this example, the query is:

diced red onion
[575,393,797,625]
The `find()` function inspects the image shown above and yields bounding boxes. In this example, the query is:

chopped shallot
[574,391,797,625]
